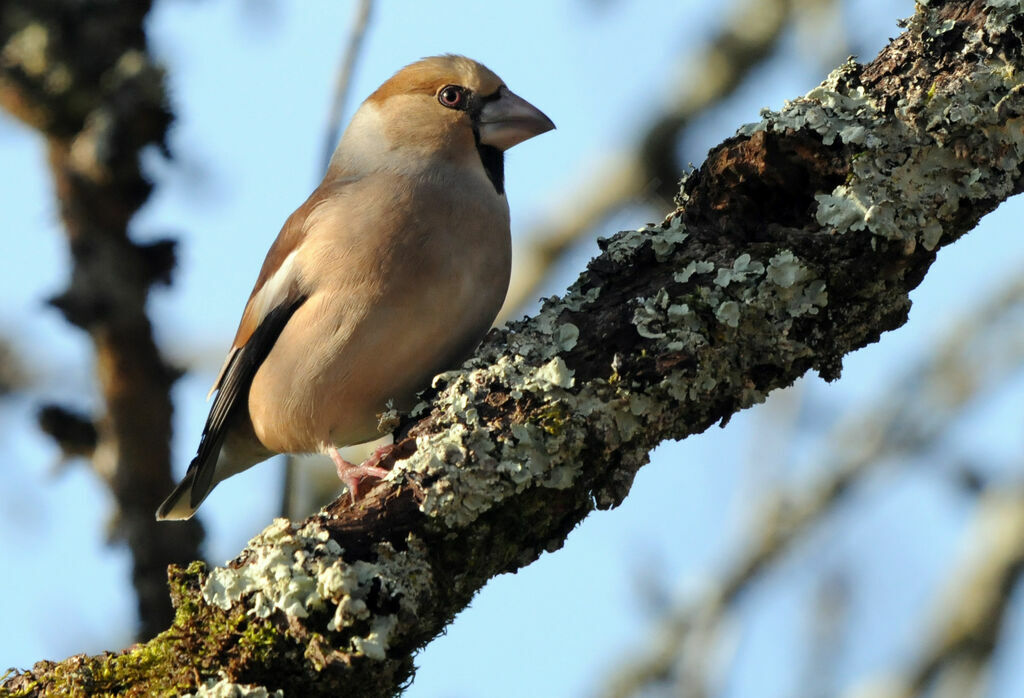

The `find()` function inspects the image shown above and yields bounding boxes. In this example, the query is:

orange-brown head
[333,55,554,193]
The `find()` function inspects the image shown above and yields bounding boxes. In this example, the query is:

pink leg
[328,444,394,503]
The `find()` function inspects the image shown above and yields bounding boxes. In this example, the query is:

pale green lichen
[651,219,689,262]
[600,227,650,264]
[201,519,431,661]
[184,677,283,698]
[814,185,870,233]
[788,279,829,317]
[635,287,707,351]
[633,288,673,339]
[716,301,741,328]
[763,251,829,316]
[562,285,600,312]
[395,231,832,523]
[674,260,715,283]
[622,246,826,418]
[739,59,881,148]
[986,0,1024,32]
[502,283,595,362]
[407,351,582,526]
[766,250,809,288]
[600,213,688,264]
[531,356,575,390]
[609,392,658,442]
[396,224,833,518]
[714,254,766,287]
[352,615,399,661]
[385,0,1011,536]
[742,17,1024,252]
[503,421,553,485]
[554,323,579,351]
[646,249,827,341]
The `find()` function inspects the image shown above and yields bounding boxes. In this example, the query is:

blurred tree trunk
[0,0,202,640]
[3,0,1023,696]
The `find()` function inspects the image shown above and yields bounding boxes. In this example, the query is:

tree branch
[4,1,1023,695]
[847,487,1024,698]
[319,0,373,175]
[500,0,842,320]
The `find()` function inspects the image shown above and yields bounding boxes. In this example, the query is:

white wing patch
[206,248,301,401]
[249,248,301,333]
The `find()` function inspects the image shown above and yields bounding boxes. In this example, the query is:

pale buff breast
[247,168,510,454]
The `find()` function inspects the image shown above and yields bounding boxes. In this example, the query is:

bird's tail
[155,467,203,521]
[156,441,267,520]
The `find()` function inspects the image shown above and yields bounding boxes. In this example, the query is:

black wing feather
[188,296,307,507]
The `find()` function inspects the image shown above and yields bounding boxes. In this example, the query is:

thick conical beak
[478,86,555,151]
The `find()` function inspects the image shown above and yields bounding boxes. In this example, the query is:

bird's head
[334,55,554,193]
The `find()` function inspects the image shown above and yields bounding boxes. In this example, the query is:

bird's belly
[247,171,510,455]
[248,253,507,455]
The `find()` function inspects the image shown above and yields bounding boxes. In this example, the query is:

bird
[156,55,554,521]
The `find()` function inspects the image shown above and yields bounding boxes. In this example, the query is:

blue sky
[4,1,1024,696]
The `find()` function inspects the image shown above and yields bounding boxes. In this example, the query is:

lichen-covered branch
[0,0,202,639]
[4,1,1023,695]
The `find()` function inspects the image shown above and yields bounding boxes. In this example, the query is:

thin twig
[320,0,373,175]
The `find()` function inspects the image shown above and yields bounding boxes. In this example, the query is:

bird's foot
[329,444,395,504]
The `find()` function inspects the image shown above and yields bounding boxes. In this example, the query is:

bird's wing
[206,191,320,399]
[183,187,338,508]
[189,294,307,506]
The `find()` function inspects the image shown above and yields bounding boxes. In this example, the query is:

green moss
[238,615,282,666]
[2,677,39,698]
[99,639,173,694]
[0,631,190,697]
[170,561,207,627]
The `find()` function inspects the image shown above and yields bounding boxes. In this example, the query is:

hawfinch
[156,55,554,520]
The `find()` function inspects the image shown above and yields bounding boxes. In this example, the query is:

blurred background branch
[601,276,1024,697]
[0,0,202,639]
[848,487,1024,698]
[320,0,373,174]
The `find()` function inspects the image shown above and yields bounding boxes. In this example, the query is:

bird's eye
[438,85,465,109]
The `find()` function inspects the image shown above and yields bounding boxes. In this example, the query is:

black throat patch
[475,142,505,195]
[466,89,506,196]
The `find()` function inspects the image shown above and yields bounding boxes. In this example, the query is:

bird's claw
[329,444,395,504]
